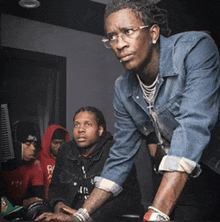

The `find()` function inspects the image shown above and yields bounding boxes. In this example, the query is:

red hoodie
[37,124,70,199]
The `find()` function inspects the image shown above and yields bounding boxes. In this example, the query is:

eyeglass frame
[102,25,150,49]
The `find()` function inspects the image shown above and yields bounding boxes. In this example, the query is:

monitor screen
[0,104,15,162]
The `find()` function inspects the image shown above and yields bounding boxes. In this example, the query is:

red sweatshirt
[37,125,70,199]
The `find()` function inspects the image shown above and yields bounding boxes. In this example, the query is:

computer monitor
[0,104,15,162]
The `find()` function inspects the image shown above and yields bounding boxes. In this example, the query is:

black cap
[52,129,66,140]
[13,121,38,143]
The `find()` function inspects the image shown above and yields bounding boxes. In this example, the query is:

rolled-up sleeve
[159,156,201,177]
[97,78,142,192]
[160,34,220,175]
[94,177,123,196]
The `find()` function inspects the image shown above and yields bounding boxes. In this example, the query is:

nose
[78,126,85,133]
[30,143,36,151]
[115,34,129,50]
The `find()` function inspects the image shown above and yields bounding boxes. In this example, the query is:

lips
[77,137,86,142]
[119,54,133,62]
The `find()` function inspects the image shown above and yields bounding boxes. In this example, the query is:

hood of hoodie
[89,131,113,158]
[41,124,70,159]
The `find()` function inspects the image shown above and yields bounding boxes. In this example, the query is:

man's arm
[82,188,112,215]
[144,33,220,221]
[31,185,45,199]
[147,172,189,217]
[77,173,188,221]
[51,188,112,222]
[146,142,189,218]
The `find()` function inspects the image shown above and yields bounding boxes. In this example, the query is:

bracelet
[74,208,91,221]
[148,206,170,221]
[144,212,168,221]
[74,214,83,221]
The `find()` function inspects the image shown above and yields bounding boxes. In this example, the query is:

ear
[150,24,160,44]
[98,126,104,137]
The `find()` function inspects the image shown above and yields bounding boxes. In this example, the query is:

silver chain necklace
[137,74,159,103]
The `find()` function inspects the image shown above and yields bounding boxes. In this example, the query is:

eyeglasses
[102,25,150,49]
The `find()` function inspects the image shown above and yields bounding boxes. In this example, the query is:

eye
[86,123,92,127]
[25,142,31,146]
[74,123,79,128]
[124,28,134,35]
[107,34,117,41]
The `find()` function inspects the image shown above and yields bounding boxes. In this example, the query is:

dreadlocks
[104,0,171,37]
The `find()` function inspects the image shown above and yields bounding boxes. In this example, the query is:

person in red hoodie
[37,125,70,199]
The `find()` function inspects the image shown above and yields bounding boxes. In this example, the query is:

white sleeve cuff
[158,155,201,177]
[94,176,123,196]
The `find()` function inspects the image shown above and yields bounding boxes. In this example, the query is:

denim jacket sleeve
[159,33,220,176]
[96,81,143,194]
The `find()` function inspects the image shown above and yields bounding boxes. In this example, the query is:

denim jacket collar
[159,35,179,77]
[127,35,179,97]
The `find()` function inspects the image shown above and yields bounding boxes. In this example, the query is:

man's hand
[35,212,81,221]
[23,197,43,208]
[62,207,77,215]
[35,187,112,221]
[54,202,77,214]
[144,171,189,221]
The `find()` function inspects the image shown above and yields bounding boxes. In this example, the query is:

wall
[1,13,125,136]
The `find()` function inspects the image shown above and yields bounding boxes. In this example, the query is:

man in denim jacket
[35,1,220,221]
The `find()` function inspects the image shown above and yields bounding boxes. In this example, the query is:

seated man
[36,107,144,221]
[37,125,70,199]
[1,121,45,209]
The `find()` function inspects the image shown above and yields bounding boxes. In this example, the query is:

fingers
[54,202,66,213]
[35,213,59,221]
[35,197,43,201]
[35,213,74,221]
[63,207,77,215]
[35,212,50,221]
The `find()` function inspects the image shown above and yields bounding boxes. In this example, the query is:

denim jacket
[95,32,220,196]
